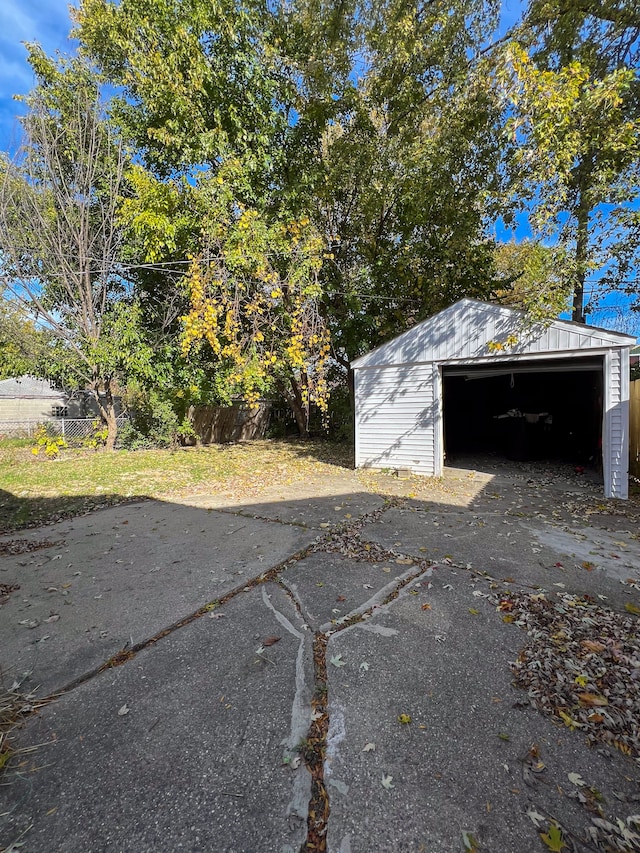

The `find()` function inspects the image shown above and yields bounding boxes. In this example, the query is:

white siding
[355,363,438,474]
[603,349,630,499]
[353,300,636,368]
[353,299,634,498]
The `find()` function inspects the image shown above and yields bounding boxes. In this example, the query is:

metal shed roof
[352,299,636,369]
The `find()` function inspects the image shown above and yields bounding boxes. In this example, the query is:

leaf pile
[0,583,20,605]
[497,591,640,758]
[0,537,64,556]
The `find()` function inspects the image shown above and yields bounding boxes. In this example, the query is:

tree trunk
[94,380,118,450]
[288,375,310,439]
[572,157,593,325]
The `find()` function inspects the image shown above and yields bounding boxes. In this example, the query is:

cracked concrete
[2,458,640,852]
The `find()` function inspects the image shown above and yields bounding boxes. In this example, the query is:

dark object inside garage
[442,357,603,466]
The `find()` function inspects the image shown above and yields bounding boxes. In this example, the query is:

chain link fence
[0,417,129,446]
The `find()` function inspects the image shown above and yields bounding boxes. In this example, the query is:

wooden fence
[631,379,640,478]
[191,402,272,444]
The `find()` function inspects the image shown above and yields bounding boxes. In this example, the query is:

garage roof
[352,299,636,369]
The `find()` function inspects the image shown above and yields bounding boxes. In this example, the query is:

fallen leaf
[581,639,605,653]
[540,822,567,852]
[336,595,346,602]
[118,704,130,716]
[462,831,479,852]
[577,693,608,707]
[625,602,640,616]
[362,742,375,752]
[469,608,480,615]
[527,810,547,828]
[568,772,586,787]
[421,603,432,611]
[45,614,60,623]
[395,557,413,565]
[262,636,281,647]
[558,710,583,730]
[359,661,369,672]
[497,732,510,741]
[381,773,394,789]
[330,654,347,668]
[398,714,412,724]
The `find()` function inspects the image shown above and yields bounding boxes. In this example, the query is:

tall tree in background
[76,0,507,385]
[0,297,49,379]
[0,48,153,449]
[500,0,640,323]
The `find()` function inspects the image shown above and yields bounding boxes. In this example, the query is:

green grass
[0,439,354,533]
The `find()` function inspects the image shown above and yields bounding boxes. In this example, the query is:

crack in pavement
[5,493,423,853]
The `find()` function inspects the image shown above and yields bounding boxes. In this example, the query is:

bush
[31,423,66,459]
[119,390,196,449]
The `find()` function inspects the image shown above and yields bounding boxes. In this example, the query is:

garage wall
[354,363,439,474]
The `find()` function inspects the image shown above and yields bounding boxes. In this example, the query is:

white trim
[602,353,611,498]
[354,369,361,469]
[354,347,617,371]
[434,365,444,477]
[619,348,631,500]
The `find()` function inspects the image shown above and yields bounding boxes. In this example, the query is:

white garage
[352,299,635,499]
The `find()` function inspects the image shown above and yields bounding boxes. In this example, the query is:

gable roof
[352,299,636,369]
[0,376,64,399]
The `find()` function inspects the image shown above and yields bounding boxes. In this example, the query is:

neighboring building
[0,376,68,421]
[0,376,122,424]
[352,299,635,499]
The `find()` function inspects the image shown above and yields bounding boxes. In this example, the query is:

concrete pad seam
[33,540,318,705]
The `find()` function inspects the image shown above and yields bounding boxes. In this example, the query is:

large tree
[500,0,640,323]
[76,0,508,405]
[0,48,153,449]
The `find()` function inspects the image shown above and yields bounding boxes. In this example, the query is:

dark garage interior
[442,357,604,467]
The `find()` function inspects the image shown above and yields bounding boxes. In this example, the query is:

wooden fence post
[630,379,640,478]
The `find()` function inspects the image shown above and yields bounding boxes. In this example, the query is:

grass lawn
[0,439,354,533]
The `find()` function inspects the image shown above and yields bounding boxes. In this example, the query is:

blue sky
[0,0,637,337]
[0,0,75,152]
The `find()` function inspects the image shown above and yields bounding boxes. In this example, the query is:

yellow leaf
[397,714,412,724]
[558,710,583,730]
[625,602,640,616]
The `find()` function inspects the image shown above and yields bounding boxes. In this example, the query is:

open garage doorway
[442,357,604,470]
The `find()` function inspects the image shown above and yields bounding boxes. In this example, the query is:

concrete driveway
[1,460,640,853]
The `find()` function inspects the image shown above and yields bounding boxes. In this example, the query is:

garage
[352,299,635,498]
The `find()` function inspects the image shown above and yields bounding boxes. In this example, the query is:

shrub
[31,423,66,459]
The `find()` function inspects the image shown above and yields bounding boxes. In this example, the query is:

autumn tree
[180,163,331,437]
[0,48,153,449]
[75,0,525,425]
[492,240,571,323]
[500,0,640,323]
